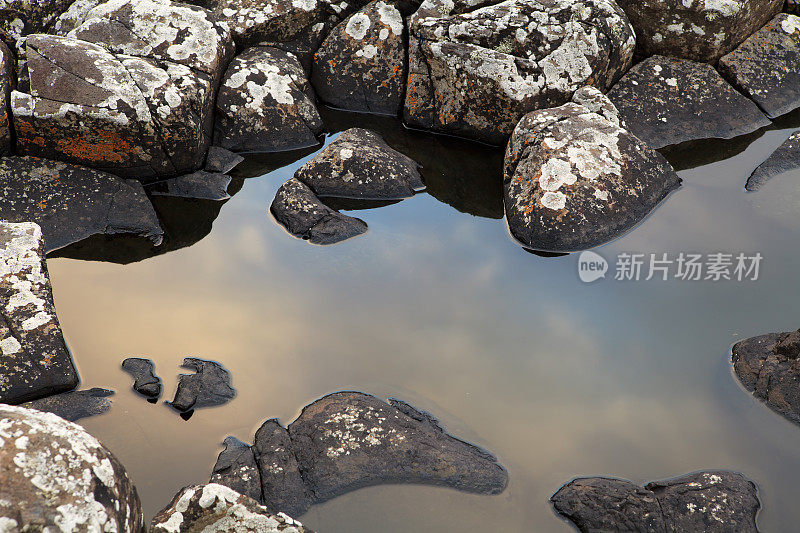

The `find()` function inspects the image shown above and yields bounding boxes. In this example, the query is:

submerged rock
[151,484,311,533]
[719,13,800,119]
[271,177,368,245]
[404,0,636,144]
[552,471,760,533]
[0,156,164,252]
[121,357,162,399]
[608,55,771,150]
[746,131,800,190]
[0,0,74,47]
[21,388,114,422]
[295,128,424,200]
[503,87,681,252]
[0,41,12,156]
[211,436,262,503]
[0,222,79,405]
[169,358,236,412]
[0,404,143,532]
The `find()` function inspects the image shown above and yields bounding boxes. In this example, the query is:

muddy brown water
[45,107,800,531]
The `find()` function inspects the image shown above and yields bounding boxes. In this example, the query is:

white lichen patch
[782,14,800,35]
[345,13,371,41]
[322,404,406,458]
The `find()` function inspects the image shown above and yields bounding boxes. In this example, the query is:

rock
[0,41,12,157]
[0,0,74,47]
[746,131,800,190]
[151,484,311,533]
[271,177,368,244]
[789,0,800,14]
[252,419,310,515]
[168,358,236,412]
[215,46,323,153]
[260,16,339,76]
[552,471,760,533]
[616,0,782,62]
[150,171,232,201]
[210,437,262,503]
[503,87,681,252]
[607,55,771,150]
[52,0,104,35]
[295,128,424,200]
[0,156,164,251]
[121,357,162,398]
[0,404,144,532]
[404,0,636,145]
[312,1,406,114]
[0,222,79,405]
[206,146,245,174]
[21,388,114,422]
[719,13,800,119]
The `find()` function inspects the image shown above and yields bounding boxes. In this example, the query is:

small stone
[150,171,232,201]
[169,358,236,412]
[210,436,262,503]
[21,388,114,422]
[746,130,800,190]
[121,357,163,398]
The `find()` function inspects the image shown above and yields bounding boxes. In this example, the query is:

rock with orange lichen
[0,40,11,157]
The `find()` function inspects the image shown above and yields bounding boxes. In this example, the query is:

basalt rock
[121,357,162,399]
[616,0,783,62]
[312,0,406,114]
[789,0,800,14]
[0,222,79,405]
[0,156,164,251]
[215,46,323,153]
[21,388,114,422]
[295,128,424,200]
[503,87,681,252]
[205,146,245,174]
[404,0,636,144]
[607,55,771,150]
[168,358,236,412]
[210,436,262,503]
[0,404,143,532]
[0,41,12,156]
[260,15,339,76]
[552,471,760,533]
[150,171,233,201]
[252,419,310,515]
[0,0,74,48]
[746,130,800,190]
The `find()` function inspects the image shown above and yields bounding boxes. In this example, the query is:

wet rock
[151,484,311,533]
[215,47,323,153]
[0,0,74,47]
[0,156,164,251]
[121,357,162,398]
[21,388,114,422]
[210,436,262,502]
[206,146,245,174]
[253,419,310,515]
[617,0,782,62]
[295,128,424,200]
[746,131,800,190]
[312,0,406,114]
[0,222,79,404]
[150,171,232,201]
[169,357,236,412]
[719,13,800,119]
[0,404,143,532]
[503,87,681,252]
[271,177,368,244]
[608,55,771,150]
[0,41,12,157]
[404,0,636,145]
[552,471,760,533]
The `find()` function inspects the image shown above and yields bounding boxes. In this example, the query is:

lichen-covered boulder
[295,128,424,200]
[404,0,636,144]
[552,471,760,532]
[503,87,680,252]
[616,0,783,62]
[0,41,12,156]
[261,15,339,75]
[21,388,114,422]
[271,177,368,244]
[151,484,311,533]
[746,130,800,190]
[607,55,771,150]
[719,13,800,119]
[210,437,262,503]
[215,46,323,153]
[0,222,79,405]
[0,404,143,532]
[312,0,406,114]
[0,0,74,47]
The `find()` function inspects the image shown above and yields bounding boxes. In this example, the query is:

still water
[44,107,800,531]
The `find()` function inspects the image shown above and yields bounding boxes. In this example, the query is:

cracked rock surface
[21,388,114,422]
[746,130,800,190]
[168,357,236,412]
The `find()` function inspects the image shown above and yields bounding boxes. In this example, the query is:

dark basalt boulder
[719,13,800,119]
[616,0,783,62]
[503,87,681,252]
[608,55,771,150]
[0,41,12,157]
[150,171,233,201]
[552,471,760,533]
[0,405,144,532]
[168,357,236,412]
[151,484,311,533]
[0,0,74,48]
[746,130,800,190]
[271,177,368,244]
[206,146,245,174]
[260,15,340,76]
[252,419,311,516]
[295,128,424,200]
[21,388,114,422]
[312,0,406,114]
[404,0,636,144]
[121,357,162,399]
[215,46,323,153]
[0,156,164,252]
[0,222,79,405]
[210,436,262,503]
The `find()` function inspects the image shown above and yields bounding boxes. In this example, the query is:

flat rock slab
[210,436,262,502]
[608,56,771,150]
[206,146,245,174]
[719,13,800,119]
[404,0,636,144]
[168,357,236,412]
[150,171,232,201]
[504,87,681,252]
[21,388,114,422]
[295,128,424,200]
[121,357,163,399]
[552,471,760,533]
[0,222,79,405]
[271,177,368,245]
[0,156,164,252]
[746,130,800,190]
[0,41,12,156]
